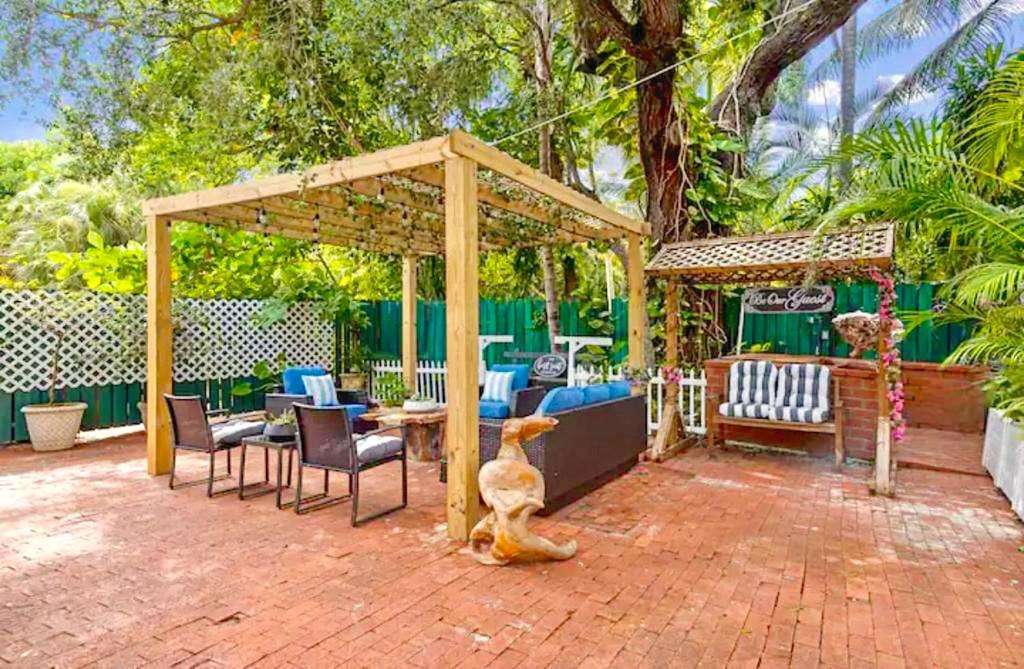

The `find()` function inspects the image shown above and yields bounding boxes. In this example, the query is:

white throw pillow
[481,370,516,404]
[302,375,338,407]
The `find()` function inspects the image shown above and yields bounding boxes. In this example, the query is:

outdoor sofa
[478,381,647,514]
[478,363,547,419]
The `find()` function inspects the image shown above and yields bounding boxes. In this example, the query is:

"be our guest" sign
[742,286,835,314]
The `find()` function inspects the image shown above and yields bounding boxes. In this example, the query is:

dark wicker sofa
[479,387,647,515]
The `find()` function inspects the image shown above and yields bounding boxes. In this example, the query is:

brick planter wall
[704,356,987,461]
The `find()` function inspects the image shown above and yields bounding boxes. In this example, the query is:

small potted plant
[20,296,95,452]
[403,392,438,413]
[375,372,412,408]
[263,409,297,442]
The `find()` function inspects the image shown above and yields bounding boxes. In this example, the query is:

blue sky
[1,0,1022,143]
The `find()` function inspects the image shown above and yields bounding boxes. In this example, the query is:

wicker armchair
[293,403,408,526]
[164,395,264,497]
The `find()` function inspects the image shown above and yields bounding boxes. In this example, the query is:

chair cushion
[608,380,632,399]
[491,364,530,391]
[211,420,265,445]
[481,370,516,403]
[283,366,328,395]
[336,404,368,421]
[536,387,584,415]
[719,402,772,419]
[479,400,511,419]
[728,360,778,405]
[772,363,832,423]
[302,375,339,407]
[582,383,611,405]
[356,434,403,463]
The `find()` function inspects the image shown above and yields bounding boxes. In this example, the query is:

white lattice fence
[0,290,333,394]
[575,364,707,436]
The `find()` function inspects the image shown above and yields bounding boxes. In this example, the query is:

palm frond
[958,57,1024,173]
[948,262,1024,306]
[871,0,1017,121]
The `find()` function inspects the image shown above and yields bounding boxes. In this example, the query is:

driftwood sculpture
[469,416,578,566]
[832,311,904,357]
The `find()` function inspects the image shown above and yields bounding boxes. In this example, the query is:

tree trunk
[838,13,857,185]
[637,56,688,244]
[532,0,563,352]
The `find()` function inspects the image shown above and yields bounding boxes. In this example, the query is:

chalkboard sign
[742,286,835,314]
[532,354,568,379]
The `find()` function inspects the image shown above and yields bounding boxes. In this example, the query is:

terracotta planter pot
[338,373,367,391]
[21,402,88,452]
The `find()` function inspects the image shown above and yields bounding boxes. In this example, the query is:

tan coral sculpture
[832,310,904,358]
[469,416,578,566]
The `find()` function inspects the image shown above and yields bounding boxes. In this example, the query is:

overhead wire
[492,0,822,147]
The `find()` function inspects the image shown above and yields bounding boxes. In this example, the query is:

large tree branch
[574,0,665,61]
[710,0,867,137]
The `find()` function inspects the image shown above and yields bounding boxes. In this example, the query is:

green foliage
[374,372,411,408]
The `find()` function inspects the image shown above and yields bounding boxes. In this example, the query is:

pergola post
[874,331,894,494]
[402,255,418,392]
[626,233,645,369]
[652,279,683,459]
[444,155,480,541]
[146,215,173,475]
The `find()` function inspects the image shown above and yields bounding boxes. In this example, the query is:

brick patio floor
[2,431,1023,668]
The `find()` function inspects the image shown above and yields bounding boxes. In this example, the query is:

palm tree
[809,0,1019,121]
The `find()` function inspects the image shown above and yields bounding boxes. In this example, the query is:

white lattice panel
[0,290,333,393]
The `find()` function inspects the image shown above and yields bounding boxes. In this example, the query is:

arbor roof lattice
[142,130,649,255]
[644,224,895,284]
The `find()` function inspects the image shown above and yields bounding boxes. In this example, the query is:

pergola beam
[142,136,449,217]
[447,130,650,237]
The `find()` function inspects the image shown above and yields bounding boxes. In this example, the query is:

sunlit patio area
[2,428,1022,668]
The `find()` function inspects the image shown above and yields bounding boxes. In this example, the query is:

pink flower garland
[868,267,906,444]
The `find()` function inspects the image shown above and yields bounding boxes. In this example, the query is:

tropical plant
[816,51,1024,419]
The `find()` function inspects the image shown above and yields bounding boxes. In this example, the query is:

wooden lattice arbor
[645,224,897,492]
[142,130,650,540]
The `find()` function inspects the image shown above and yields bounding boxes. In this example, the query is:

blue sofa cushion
[536,387,584,416]
[608,380,632,399]
[283,366,328,395]
[490,364,530,391]
[582,383,611,405]
[479,400,511,419]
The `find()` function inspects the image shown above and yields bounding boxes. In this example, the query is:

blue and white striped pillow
[481,370,516,404]
[301,375,338,407]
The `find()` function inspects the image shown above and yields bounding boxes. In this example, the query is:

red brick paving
[896,428,987,477]
[1,430,1023,668]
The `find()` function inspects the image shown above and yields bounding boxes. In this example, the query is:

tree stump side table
[362,408,446,462]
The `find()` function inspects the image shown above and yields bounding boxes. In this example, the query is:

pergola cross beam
[143,130,650,541]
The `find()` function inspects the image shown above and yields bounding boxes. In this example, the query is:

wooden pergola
[142,130,650,539]
[645,224,897,492]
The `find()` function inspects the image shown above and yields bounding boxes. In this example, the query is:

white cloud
[876,74,904,91]
[806,80,840,107]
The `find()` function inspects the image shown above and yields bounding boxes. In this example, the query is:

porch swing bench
[707,359,845,468]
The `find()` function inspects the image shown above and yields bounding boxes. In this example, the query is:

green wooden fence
[0,282,971,445]
[363,283,969,365]
[722,282,971,361]
[359,298,630,365]
[0,376,268,445]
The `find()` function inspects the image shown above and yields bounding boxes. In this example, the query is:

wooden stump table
[362,408,446,462]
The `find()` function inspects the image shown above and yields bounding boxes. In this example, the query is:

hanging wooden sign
[742,286,835,314]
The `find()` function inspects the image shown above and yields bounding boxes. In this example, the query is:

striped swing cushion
[767,363,832,423]
[718,360,777,419]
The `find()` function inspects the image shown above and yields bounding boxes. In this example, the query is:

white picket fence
[575,365,707,437]
[369,359,707,438]
[368,360,448,405]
